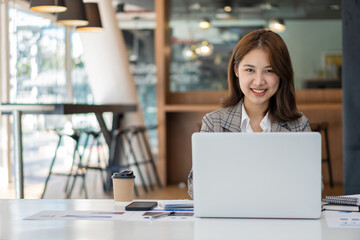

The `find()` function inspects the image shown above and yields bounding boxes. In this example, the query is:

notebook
[322,204,360,212]
[322,195,360,212]
[322,195,360,206]
[191,132,322,219]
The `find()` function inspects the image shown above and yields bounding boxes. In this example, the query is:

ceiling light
[195,41,214,57]
[29,0,67,13]
[224,6,232,12]
[199,18,211,29]
[269,19,286,33]
[77,3,103,32]
[57,0,89,27]
[182,45,198,60]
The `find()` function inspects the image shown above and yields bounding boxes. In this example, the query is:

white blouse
[241,104,272,133]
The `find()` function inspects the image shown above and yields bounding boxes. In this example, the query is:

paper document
[24,210,127,221]
[24,210,195,222]
[324,211,360,228]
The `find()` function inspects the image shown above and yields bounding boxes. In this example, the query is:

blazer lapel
[271,121,291,132]
[220,101,243,132]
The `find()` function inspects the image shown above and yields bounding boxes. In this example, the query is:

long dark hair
[222,29,301,122]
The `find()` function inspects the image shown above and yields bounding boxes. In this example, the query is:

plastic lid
[111,170,135,179]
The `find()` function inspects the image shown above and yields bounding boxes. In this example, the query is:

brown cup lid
[112,170,135,179]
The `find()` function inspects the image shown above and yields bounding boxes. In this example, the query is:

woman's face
[236,48,280,109]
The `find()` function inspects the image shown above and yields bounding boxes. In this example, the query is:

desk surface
[0,199,359,240]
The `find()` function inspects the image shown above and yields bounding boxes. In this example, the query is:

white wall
[279,20,342,89]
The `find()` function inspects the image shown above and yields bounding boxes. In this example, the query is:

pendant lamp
[199,17,211,29]
[269,19,286,33]
[30,0,67,13]
[77,3,103,32]
[57,0,89,27]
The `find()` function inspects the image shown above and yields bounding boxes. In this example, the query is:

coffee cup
[112,170,135,202]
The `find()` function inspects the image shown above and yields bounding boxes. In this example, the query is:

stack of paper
[158,200,194,211]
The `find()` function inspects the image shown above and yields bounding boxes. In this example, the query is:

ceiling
[116,0,341,21]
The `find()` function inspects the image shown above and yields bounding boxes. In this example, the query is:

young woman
[188,29,311,198]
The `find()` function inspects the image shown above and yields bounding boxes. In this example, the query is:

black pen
[150,211,175,219]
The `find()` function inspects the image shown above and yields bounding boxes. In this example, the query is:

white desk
[0,199,359,240]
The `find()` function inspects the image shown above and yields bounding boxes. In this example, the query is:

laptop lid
[192,132,321,219]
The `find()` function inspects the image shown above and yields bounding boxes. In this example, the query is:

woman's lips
[251,88,267,96]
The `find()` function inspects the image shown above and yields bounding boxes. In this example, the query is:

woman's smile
[251,88,267,96]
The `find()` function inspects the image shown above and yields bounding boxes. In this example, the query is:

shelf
[164,103,342,113]
[304,79,342,88]
[298,103,342,110]
[164,104,220,112]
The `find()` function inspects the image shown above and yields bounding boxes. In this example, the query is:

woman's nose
[253,72,265,86]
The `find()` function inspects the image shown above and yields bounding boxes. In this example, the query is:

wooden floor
[0,170,190,200]
[0,170,343,200]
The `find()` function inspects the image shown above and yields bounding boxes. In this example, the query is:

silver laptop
[192,132,322,219]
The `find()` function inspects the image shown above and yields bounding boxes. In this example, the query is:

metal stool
[82,130,108,191]
[107,125,162,196]
[64,130,108,198]
[41,129,89,199]
[130,126,162,190]
[311,122,334,188]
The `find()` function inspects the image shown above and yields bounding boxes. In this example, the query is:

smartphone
[125,201,158,211]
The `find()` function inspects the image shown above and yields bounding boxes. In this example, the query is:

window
[9,9,66,103]
[7,8,95,196]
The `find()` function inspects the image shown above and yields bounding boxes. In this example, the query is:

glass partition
[169,19,263,92]
[123,29,158,152]
[168,1,342,91]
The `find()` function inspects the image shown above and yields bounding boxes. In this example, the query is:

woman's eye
[265,69,274,73]
[245,69,254,72]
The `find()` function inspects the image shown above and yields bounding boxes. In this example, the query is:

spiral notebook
[322,195,360,206]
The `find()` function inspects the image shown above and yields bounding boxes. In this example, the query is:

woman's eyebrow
[241,64,272,68]
[241,64,255,67]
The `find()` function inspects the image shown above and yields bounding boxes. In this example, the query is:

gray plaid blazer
[187,100,311,198]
